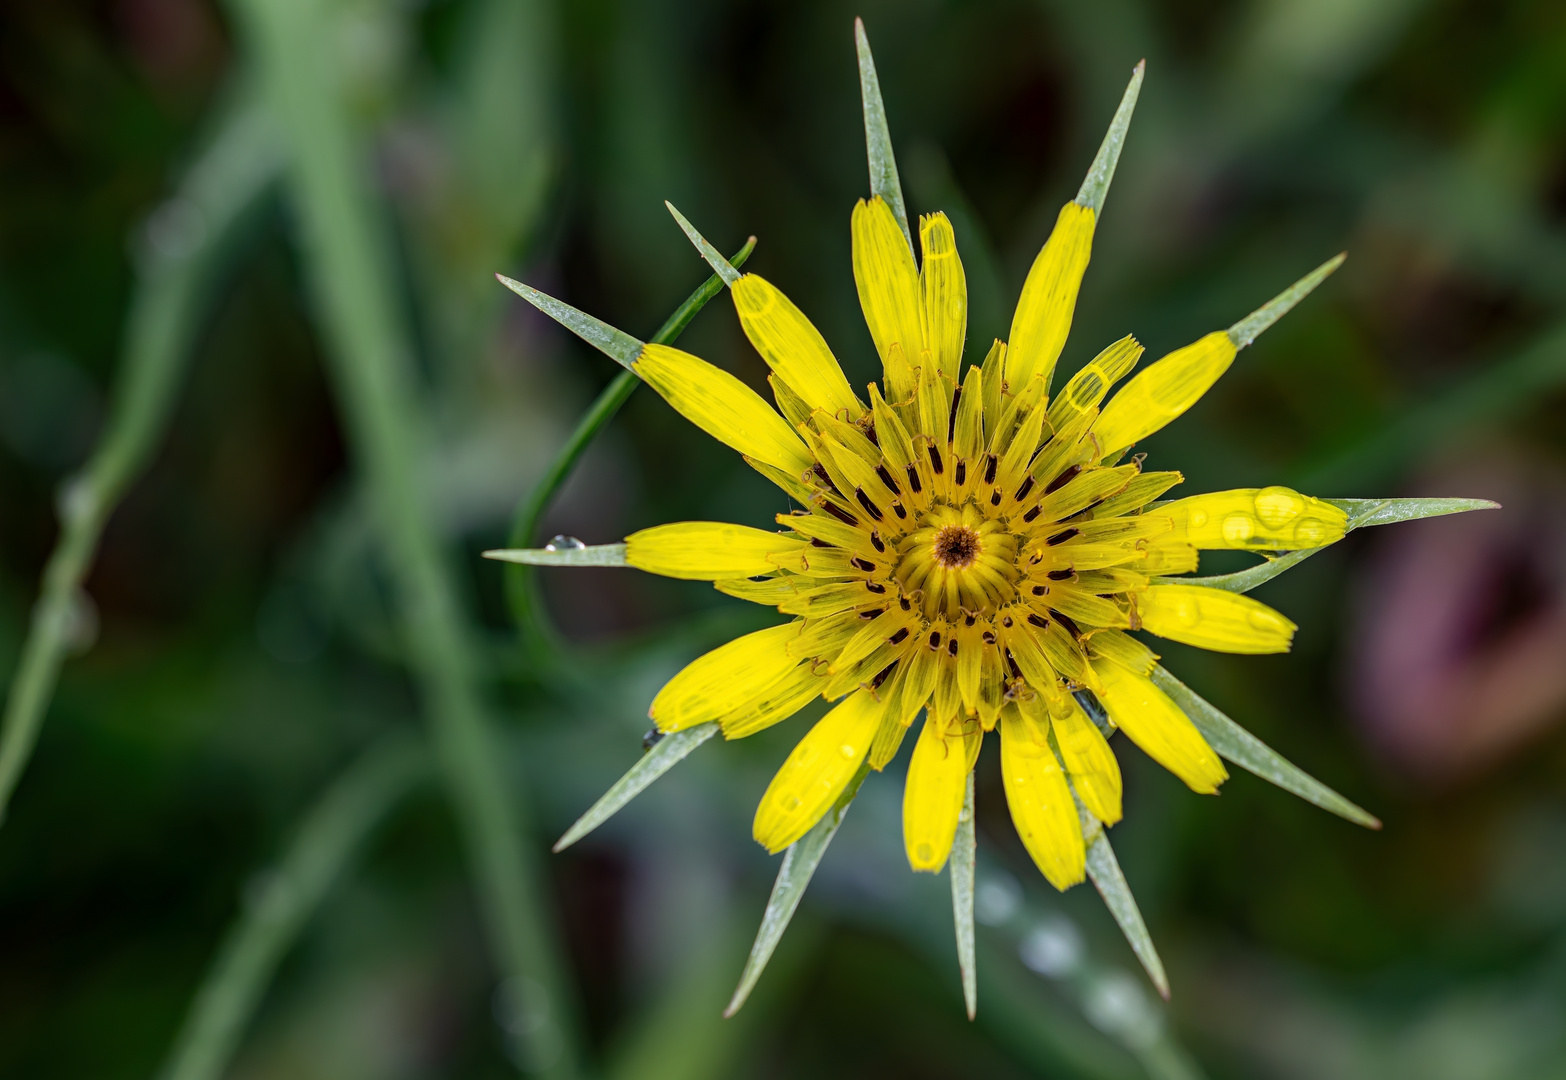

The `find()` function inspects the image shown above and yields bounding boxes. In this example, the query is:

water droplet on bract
[1221,512,1256,545]
[642,728,664,752]
[544,534,585,553]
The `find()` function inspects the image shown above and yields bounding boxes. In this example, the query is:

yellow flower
[492,70,1353,894]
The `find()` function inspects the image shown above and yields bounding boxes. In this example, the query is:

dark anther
[1007,652,1024,679]
[1001,615,1014,628]
[905,464,923,493]
[1048,569,1075,581]
[892,502,907,519]
[948,638,959,656]
[851,557,877,572]
[964,613,977,626]
[927,443,945,474]
[810,537,831,547]
[982,630,997,645]
[990,490,1003,506]
[642,728,665,752]
[929,630,942,649]
[983,455,998,484]
[1031,585,1047,596]
[1022,506,1042,523]
[1049,609,1082,637]
[899,596,912,611]
[955,460,966,485]
[1027,613,1050,628]
[872,661,898,688]
[864,421,880,446]
[1013,476,1035,502]
[822,501,859,526]
[870,532,886,553]
[948,387,961,441]
[859,607,884,620]
[855,488,884,520]
[876,464,902,495]
[889,627,910,645]
[812,463,841,495]
[866,581,887,593]
[1045,463,1081,495]
[1047,528,1080,545]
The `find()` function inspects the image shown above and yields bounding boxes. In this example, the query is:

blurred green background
[4,0,1566,1077]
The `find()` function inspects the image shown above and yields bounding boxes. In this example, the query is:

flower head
[488,21,1490,1010]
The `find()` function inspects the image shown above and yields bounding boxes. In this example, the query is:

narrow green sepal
[1077,797,1169,1000]
[1153,664,1381,830]
[726,762,869,1017]
[665,202,741,286]
[496,274,644,369]
[482,543,628,567]
[951,773,977,1020]
[1226,253,1346,349]
[553,723,719,852]
[1074,60,1145,216]
[855,18,911,252]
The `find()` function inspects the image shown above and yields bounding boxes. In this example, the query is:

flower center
[932,524,981,569]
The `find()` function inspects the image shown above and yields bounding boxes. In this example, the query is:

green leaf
[1078,803,1168,1000]
[553,723,719,853]
[1226,253,1346,349]
[854,18,911,251]
[951,772,977,1020]
[726,763,870,1017]
[1074,61,1144,216]
[495,274,644,368]
[1167,496,1498,594]
[665,201,741,286]
[1151,665,1380,829]
[483,543,628,567]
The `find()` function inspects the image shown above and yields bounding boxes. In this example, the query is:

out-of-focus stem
[228,0,582,1074]
[156,735,428,1080]
[0,98,279,826]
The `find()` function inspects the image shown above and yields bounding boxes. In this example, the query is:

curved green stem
[505,236,755,657]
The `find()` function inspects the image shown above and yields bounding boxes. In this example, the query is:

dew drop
[1293,516,1328,545]
[1221,512,1256,544]
[544,534,586,552]
[1171,596,1201,627]
[839,743,857,758]
[1189,508,1208,528]
[1252,486,1302,528]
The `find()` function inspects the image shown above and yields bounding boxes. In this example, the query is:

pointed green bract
[483,544,628,567]
[496,274,644,368]
[1152,665,1380,829]
[1078,799,1168,1000]
[1226,253,1346,349]
[553,723,719,853]
[665,201,740,286]
[1074,61,1145,215]
[1166,496,1499,593]
[951,773,977,1021]
[854,18,911,252]
[727,762,869,1017]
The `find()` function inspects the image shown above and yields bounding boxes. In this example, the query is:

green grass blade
[553,723,719,852]
[726,763,870,1017]
[1074,61,1144,215]
[952,772,978,1020]
[0,97,278,827]
[1226,253,1346,349]
[157,736,428,1080]
[854,17,910,250]
[1079,805,1168,1000]
[666,201,742,285]
[1151,665,1380,829]
[1163,496,1498,593]
[485,544,628,567]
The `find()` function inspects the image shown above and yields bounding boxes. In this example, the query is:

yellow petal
[1093,331,1237,455]
[650,623,803,732]
[1048,696,1122,825]
[732,275,863,421]
[721,661,830,739]
[626,522,807,580]
[1045,334,1141,429]
[1093,661,1227,794]
[753,689,885,852]
[999,705,1085,890]
[1005,202,1095,393]
[633,343,813,476]
[852,197,924,376]
[1136,584,1296,654]
[918,212,967,382]
[903,717,975,872]
[1160,486,1349,550]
